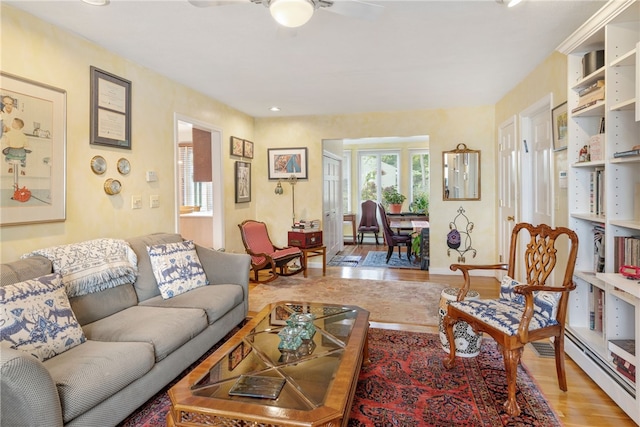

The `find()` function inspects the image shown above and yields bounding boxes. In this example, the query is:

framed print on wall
[90,66,131,149]
[243,139,254,159]
[235,161,251,203]
[0,72,67,226]
[230,136,243,157]
[267,147,308,180]
[552,101,568,151]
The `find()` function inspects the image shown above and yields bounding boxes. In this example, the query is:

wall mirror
[443,143,481,201]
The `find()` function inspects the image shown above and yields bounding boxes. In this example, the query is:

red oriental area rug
[119,329,560,427]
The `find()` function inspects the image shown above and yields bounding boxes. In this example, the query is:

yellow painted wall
[254,107,496,272]
[0,5,256,262]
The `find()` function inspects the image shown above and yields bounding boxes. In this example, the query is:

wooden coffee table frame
[167,301,370,427]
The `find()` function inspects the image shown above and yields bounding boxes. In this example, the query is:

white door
[529,108,553,226]
[498,116,517,271]
[323,153,342,259]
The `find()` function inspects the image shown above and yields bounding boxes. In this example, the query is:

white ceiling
[7,0,606,118]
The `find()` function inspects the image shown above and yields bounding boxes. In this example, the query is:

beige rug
[249,275,450,326]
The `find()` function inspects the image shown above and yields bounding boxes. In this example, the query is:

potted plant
[382,186,406,214]
[410,193,429,218]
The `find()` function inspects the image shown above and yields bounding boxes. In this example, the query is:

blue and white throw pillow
[0,273,86,361]
[147,240,208,299]
[499,275,561,320]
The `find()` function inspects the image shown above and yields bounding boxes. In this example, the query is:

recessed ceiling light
[269,106,281,112]
[81,0,109,6]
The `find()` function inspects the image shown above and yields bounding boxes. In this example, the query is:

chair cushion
[147,240,208,299]
[272,246,302,261]
[1,273,86,361]
[499,275,561,320]
[449,298,559,336]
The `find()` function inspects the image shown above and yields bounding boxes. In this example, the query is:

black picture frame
[90,66,132,149]
[235,161,251,203]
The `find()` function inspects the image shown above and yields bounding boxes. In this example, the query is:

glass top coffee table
[166,301,370,427]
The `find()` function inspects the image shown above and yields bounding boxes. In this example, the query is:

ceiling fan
[188,0,384,28]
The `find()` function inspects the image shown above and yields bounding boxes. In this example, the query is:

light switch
[131,195,142,209]
[146,171,158,182]
[150,195,159,208]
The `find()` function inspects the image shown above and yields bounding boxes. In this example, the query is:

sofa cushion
[1,273,86,361]
[147,240,208,299]
[140,284,244,325]
[0,255,52,286]
[69,283,138,326]
[22,239,138,298]
[44,340,154,423]
[82,306,207,362]
[126,233,184,302]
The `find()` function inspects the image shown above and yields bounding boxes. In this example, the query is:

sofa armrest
[195,245,251,303]
[1,345,63,427]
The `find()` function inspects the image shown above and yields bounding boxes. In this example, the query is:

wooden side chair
[357,200,380,244]
[378,203,412,262]
[238,220,305,283]
[443,222,578,416]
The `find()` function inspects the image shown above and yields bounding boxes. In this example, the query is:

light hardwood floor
[248,244,636,427]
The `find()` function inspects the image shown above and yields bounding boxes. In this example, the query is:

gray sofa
[0,233,251,427]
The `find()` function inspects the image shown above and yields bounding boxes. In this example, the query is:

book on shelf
[571,100,600,113]
[577,86,605,107]
[589,284,595,330]
[613,149,640,158]
[588,169,605,216]
[609,339,636,365]
[593,225,605,273]
[614,236,640,271]
[612,354,636,383]
[588,134,604,161]
[578,79,605,97]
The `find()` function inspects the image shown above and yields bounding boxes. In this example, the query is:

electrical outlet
[150,195,159,208]
[131,195,142,209]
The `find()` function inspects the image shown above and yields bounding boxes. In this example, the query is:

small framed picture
[228,343,244,371]
[243,139,254,159]
[230,136,243,157]
[235,161,251,203]
[551,101,568,151]
[90,66,131,149]
[267,147,308,180]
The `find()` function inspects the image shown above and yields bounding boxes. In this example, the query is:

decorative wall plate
[90,155,107,175]
[117,157,130,175]
[104,178,122,195]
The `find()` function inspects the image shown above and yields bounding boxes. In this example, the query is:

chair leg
[375,233,379,245]
[385,246,393,262]
[443,315,457,369]
[501,346,523,417]
[397,246,402,259]
[554,335,568,391]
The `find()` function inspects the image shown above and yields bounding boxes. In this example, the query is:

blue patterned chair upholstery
[443,223,578,417]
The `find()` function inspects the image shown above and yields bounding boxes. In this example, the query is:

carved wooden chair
[443,222,578,416]
[238,220,305,283]
[357,200,380,244]
[378,203,412,262]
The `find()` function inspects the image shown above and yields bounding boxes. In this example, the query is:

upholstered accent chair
[443,223,578,416]
[378,203,412,263]
[357,200,380,244]
[238,220,305,283]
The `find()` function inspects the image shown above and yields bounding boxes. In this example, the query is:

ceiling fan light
[507,0,523,7]
[269,0,314,28]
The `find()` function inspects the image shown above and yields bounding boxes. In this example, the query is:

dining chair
[238,220,305,283]
[442,222,578,416]
[378,203,412,263]
[357,200,380,244]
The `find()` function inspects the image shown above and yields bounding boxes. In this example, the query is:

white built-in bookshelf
[558,0,640,423]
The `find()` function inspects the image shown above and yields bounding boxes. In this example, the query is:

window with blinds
[179,143,213,211]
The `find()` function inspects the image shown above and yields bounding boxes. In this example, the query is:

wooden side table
[343,213,356,244]
[300,245,326,278]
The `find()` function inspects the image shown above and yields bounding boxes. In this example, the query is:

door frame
[173,113,225,249]
[322,150,343,260]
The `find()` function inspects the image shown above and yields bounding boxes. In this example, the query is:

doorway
[174,115,225,249]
